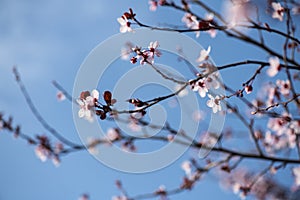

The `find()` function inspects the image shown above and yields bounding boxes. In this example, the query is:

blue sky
[1,0,299,200]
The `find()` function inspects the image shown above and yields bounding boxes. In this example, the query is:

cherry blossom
[189,79,208,98]
[293,166,300,186]
[196,46,211,63]
[86,137,100,155]
[271,2,284,21]
[148,0,158,11]
[267,57,280,77]
[292,6,300,15]
[205,13,217,38]
[52,155,60,167]
[106,128,121,141]
[112,196,128,200]
[128,115,141,132]
[77,89,99,122]
[54,142,64,154]
[206,94,222,113]
[244,85,253,94]
[167,134,174,141]
[192,110,205,122]
[78,194,89,200]
[117,17,132,33]
[56,91,66,101]
[224,0,251,28]
[290,120,300,134]
[148,41,161,57]
[181,13,200,37]
[181,161,192,177]
[35,144,51,162]
[276,79,291,96]
[201,132,218,148]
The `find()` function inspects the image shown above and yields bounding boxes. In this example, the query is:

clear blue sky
[0,0,298,200]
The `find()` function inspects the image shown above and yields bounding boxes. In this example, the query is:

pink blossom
[181,161,192,176]
[106,128,120,141]
[293,167,300,186]
[77,89,99,122]
[267,57,281,77]
[56,91,66,101]
[128,116,141,132]
[224,0,251,28]
[196,46,211,63]
[35,145,51,162]
[192,110,205,122]
[182,13,200,37]
[167,134,174,141]
[205,13,217,38]
[86,137,100,155]
[272,2,284,21]
[292,6,300,15]
[244,85,253,94]
[54,142,63,154]
[201,132,218,148]
[78,194,89,200]
[148,41,161,58]
[189,79,208,98]
[207,94,222,113]
[52,155,60,167]
[112,196,128,200]
[149,0,158,11]
[206,74,221,90]
[276,79,291,96]
[117,17,132,33]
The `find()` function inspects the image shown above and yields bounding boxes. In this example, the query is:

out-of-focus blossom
[224,0,252,28]
[167,134,174,141]
[293,167,300,186]
[192,110,205,122]
[181,161,192,176]
[35,145,51,162]
[79,194,89,200]
[112,195,128,200]
[276,79,291,96]
[207,94,222,113]
[220,168,289,200]
[106,128,121,141]
[272,2,284,21]
[52,155,60,167]
[205,13,217,38]
[149,0,158,11]
[182,13,200,37]
[56,91,66,101]
[86,137,100,155]
[290,120,300,134]
[128,115,141,132]
[196,46,211,63]
[267,57,281,77]
[117,17,133,33]
[201,132,218,148]
[292,6,300,15]
[267,112,289,135]
[54,142,63,154]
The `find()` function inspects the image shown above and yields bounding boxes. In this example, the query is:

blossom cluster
[77,90,116,122]
[35,135,63,167]
[121,41,161,65]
